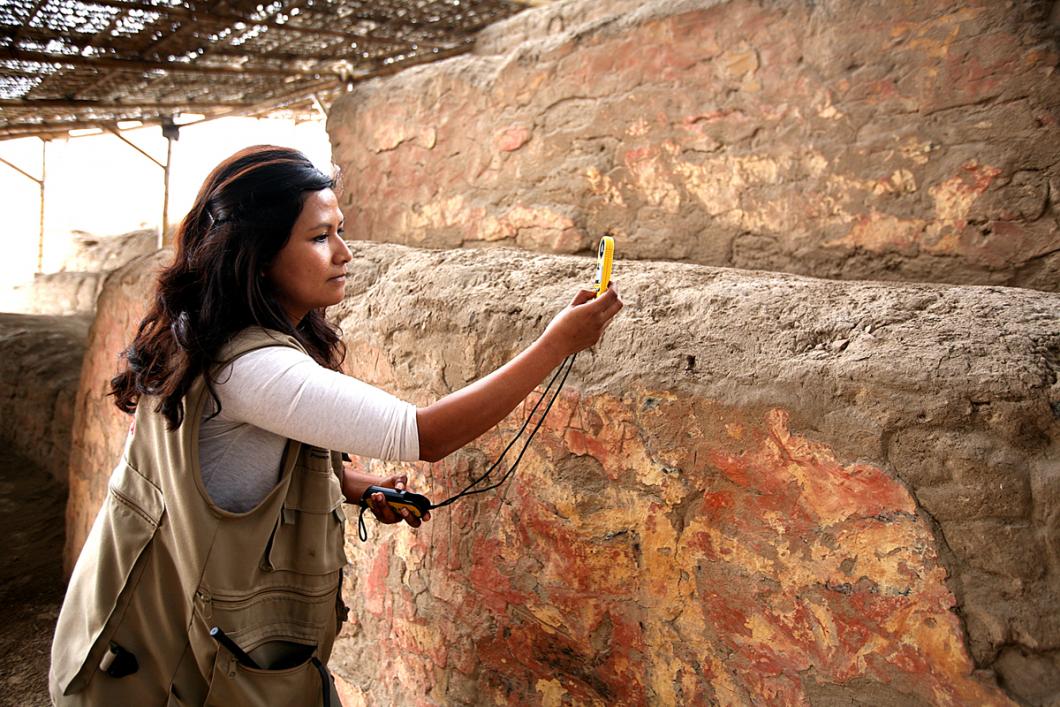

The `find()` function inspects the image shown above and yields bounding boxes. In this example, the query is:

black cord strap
[311,657,332,707]
[356,352,576,541]
[429,352,576,510]
[357,487,372,542]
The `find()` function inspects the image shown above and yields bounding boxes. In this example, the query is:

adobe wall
[327,0,1060,291]
[0,229,157,316]
[65,244,1059,705]
[0,312,89,485]
[62,250,167,567]
[57,230,158,274]
[2,272,106,316]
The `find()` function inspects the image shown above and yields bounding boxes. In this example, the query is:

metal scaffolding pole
[0,138,48,272]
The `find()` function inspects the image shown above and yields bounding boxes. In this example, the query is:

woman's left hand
[362,474,431,528]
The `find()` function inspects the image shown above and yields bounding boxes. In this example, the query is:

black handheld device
[360,485,432,519]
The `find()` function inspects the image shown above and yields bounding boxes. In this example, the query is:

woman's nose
[334,235,352,263]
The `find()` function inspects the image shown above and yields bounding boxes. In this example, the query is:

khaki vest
[50,328,348,706]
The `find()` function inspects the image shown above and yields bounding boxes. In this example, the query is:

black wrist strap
[357,505,369,542]
[357,487,372,542]
[356,352,576,542]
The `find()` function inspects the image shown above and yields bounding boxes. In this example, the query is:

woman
[49,145,623,706]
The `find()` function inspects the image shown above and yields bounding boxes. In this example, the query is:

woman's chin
[325,289,347,307]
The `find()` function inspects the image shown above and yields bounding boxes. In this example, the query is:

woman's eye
[313,233,328,242]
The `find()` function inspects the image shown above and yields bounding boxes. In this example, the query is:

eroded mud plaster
[65,244,1058,704]
[328,0,1060,291]
[0,312,89,484]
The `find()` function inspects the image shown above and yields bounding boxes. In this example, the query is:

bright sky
[0,116,332,286]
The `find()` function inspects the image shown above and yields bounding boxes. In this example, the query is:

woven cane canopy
[0,0,530,140]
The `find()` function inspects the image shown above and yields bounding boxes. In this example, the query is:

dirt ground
[0,444,66,706]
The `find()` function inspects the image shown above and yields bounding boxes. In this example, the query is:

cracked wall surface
[328,0,1060,291]
[65,244,1059,705]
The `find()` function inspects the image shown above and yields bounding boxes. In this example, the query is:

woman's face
[264,188,351,324]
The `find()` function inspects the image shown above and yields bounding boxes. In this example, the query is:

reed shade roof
[0,0,529,139]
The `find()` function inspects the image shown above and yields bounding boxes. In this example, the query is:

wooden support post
[160,119,180,248]
[311,93,329,120]
[0,140,47,273]
[162,135,173,247]
[38,139,46,273]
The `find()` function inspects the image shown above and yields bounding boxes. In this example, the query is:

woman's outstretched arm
[416,285,623,462]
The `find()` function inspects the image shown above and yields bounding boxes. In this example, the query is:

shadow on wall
[0,312,89,487]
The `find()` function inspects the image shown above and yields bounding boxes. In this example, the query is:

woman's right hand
[540,284,624,358]
[415,283,624,463]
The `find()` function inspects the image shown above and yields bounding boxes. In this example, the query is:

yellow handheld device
[594,235,614,297]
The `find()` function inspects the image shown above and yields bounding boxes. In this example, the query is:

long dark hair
[110,145,345,429]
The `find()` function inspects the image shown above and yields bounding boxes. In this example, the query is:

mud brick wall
[0,312,89,485]
[3,272,106,316]
[62,250,166,568]
[57,230,158,274]
[65,244,1059,705]
[327,0,1060,291]
[1,229,158,316]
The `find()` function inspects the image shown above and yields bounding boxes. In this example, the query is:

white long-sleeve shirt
[199,346,420,512]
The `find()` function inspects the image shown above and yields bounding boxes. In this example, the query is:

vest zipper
[202,583,337,613]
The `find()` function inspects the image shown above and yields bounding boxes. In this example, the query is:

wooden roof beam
[0,25,370,66]
[0,99,256,110]
[0,47,337,78]
[0,76,338,139]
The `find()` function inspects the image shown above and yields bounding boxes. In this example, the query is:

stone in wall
[328,0,1060,291]
[0,312,90,485]
[65,243,1059,705]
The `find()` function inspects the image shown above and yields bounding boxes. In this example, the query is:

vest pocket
[195,577,343,679]
[262,455,348,575]
[204,642,329,707]
[51,461,165,695]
